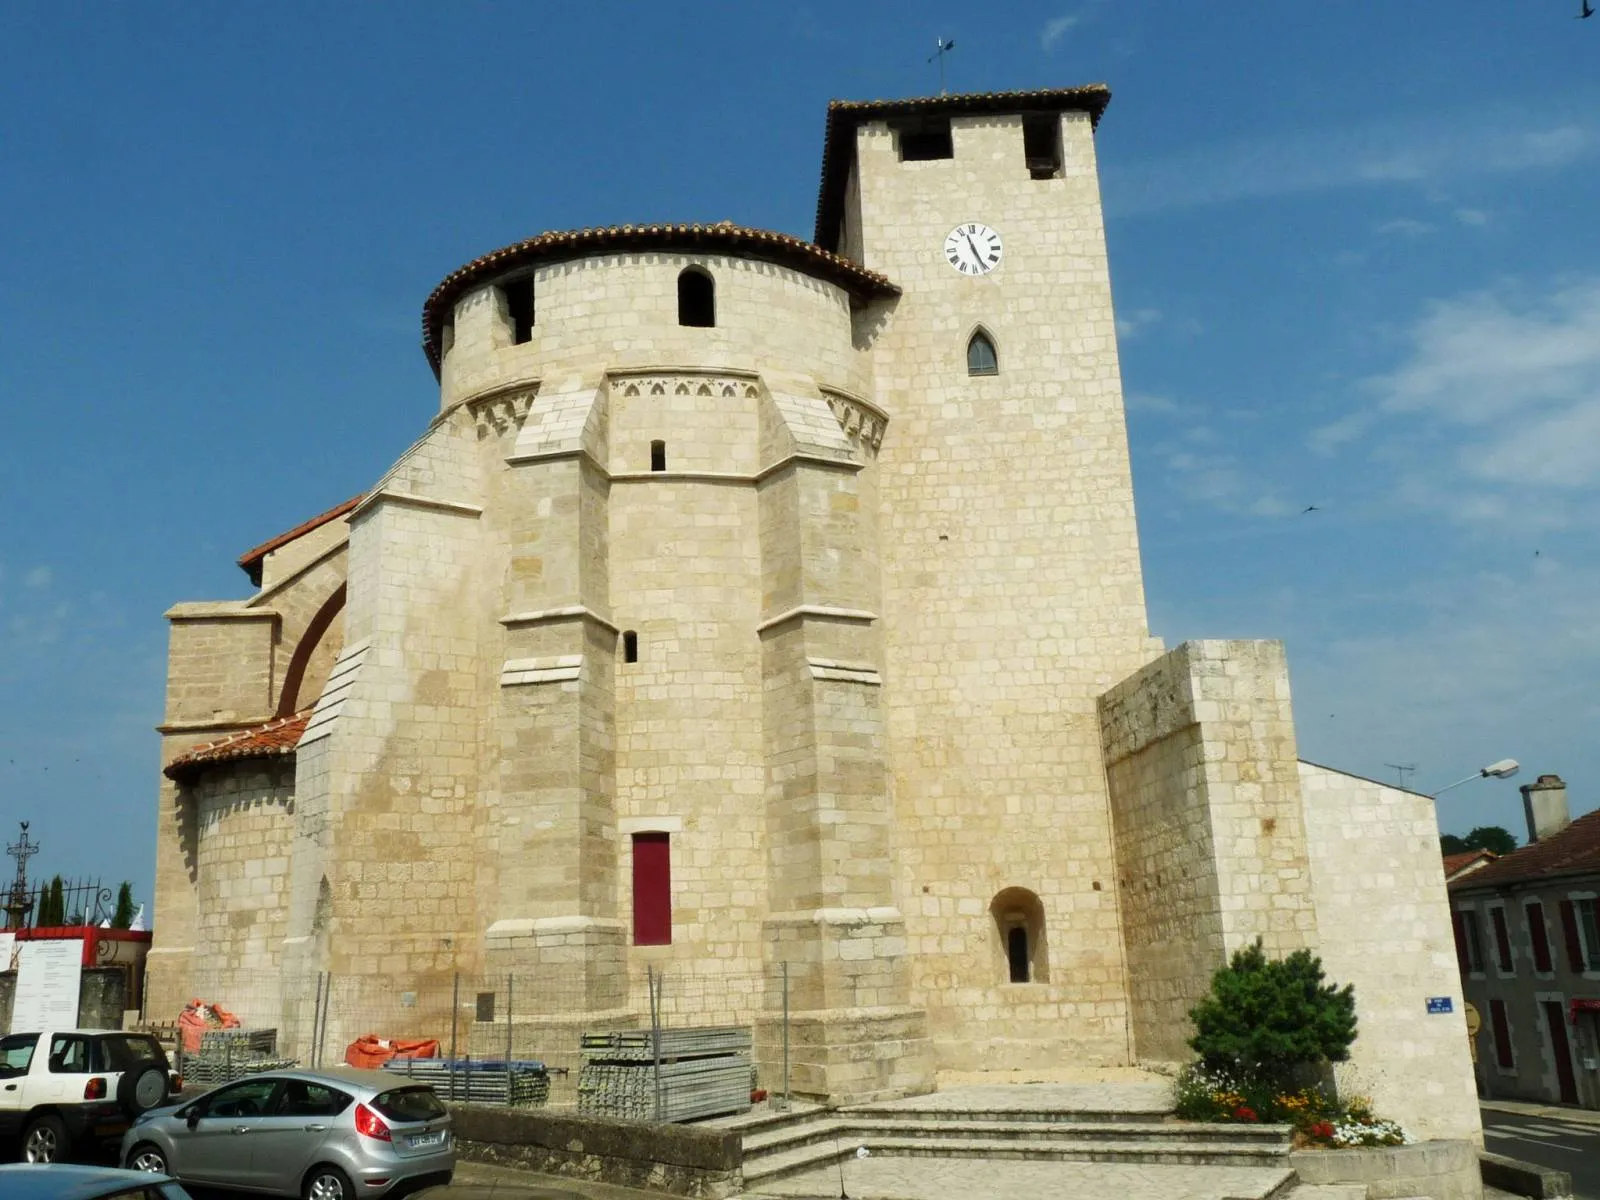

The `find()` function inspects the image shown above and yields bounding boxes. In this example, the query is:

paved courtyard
[740,1158,1294,1200]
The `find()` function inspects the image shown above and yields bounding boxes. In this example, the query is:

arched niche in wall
[276,583,346,717]
[990,885,1050,984]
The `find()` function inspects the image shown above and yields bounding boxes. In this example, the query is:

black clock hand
[963,233,984,270]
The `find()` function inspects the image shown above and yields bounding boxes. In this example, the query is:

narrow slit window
[439,317,455,359]
[650,440,666,472]
[502,278,535,344]
[1022,113,1063,179]
[678,268,715,327]
[1006,927,1030,983]
[895,117,953,162]
[632,832,671,946]
[623,631,638,663]
[967,331,998,376]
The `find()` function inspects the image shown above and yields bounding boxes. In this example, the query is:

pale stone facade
[151,86,1478,1135]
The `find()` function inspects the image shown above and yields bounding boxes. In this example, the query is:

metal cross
[6,821,38,891]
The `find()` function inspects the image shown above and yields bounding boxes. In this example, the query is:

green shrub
[1188,939,1357,1090]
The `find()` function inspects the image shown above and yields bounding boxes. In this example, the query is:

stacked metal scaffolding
[577,1027,753,1122]
[380,1057,552,1107]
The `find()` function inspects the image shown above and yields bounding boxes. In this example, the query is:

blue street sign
[1427,997,1454,1014]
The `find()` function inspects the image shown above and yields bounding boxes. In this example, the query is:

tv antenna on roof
[1384,763,1417,790]
[928,38,956,95]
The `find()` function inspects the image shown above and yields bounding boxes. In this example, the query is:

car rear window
[371,1086,447,1123]
[0,1033,37,1076]
[98,1034,168,1073]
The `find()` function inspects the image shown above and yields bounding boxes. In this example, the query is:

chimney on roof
[1521,774,1570,844]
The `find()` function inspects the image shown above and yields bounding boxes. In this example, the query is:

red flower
[1233,1106,1258,1122]
[1308,1121,1334,1139]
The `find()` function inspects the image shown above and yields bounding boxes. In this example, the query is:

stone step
[744,1116,1291,1157]
[842,1103,1171,1124]
[741,1134,1295,1185]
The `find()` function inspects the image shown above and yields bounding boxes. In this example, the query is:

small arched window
[991,886,1048,984]
[678,268,715,328]
[967,330,998,376]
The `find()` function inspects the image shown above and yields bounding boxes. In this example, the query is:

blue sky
[2,3,1596,909]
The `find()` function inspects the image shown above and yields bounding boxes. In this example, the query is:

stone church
[153,84,1478,1139]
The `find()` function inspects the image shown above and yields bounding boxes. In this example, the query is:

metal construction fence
[141,962,801,1123]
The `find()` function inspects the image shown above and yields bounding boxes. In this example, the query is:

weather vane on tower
[928,37,956,95]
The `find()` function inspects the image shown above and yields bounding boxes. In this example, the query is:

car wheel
[118,1064,170,1116]
[303,1164,355,1200]
[21,1113,67,1164]
[127,1142,170,1174]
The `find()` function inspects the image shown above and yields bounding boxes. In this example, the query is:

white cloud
[1286,557,1600,828]
[24,566,52,588]
[1116,307,1163,338]
[1040,14,1079,50]
[1315,280,1600,526]
[1376,217,1436,237]
[1455,207,1490,227]
[1105,110,1597,216]
[1124,390,1182,414]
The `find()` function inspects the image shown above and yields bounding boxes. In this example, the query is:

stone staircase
[736,1099,1295,1193]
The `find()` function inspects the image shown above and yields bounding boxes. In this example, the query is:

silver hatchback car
[119,1068,453,1200]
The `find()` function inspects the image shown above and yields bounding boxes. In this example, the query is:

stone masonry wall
[441,253,868,411]
[859,110,1156,1070]
[191,760,295,989]
[1101,640,1316,1062]
[1299,762,1483,1143]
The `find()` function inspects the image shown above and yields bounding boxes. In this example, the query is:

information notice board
[11,939,83,1031]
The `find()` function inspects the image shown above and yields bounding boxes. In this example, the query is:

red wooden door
[632,833,672,946]
[1542,1001,1579,1105]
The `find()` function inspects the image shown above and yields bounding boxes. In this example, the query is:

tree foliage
[1440,825,1518,857]
[36,876,65,926]
[1188,939,1358,1087]
[112,882,136,929]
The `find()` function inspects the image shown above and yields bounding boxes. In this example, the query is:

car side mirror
[186,1108,201,1129]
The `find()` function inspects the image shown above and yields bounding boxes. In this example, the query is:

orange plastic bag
[343,1035,440,1069]
[178,999,241,1054]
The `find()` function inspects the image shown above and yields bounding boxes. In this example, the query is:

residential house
[1449,774,1600,1108]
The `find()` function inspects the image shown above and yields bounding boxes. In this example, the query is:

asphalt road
[1482,1107,1600,1200]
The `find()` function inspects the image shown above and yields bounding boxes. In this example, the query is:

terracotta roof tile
[237,496,364,586]
[419,223,899,375]
[1449,806,1600,891]
[165,712,311,781]
[814,84,1113,249]
[1443,850,1497,879]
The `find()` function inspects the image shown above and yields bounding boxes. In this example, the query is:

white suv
[0,1030,178,1163]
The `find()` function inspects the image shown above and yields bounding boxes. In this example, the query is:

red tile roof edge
[419,223,900,376]
[164,711,312,782]
[813,84,1113,250]
[1443,850,1496,878]
[237,495,364,585]
[1448,806,1600,891]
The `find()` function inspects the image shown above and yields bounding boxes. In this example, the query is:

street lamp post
[1430,759,1520,799]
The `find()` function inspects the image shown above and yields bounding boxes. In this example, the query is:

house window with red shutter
[1560,899,1589,972]
[1578,898,1600,972]
[632,832,672,946]
[1452,911,1472,975]
[1526,901,1554,974]
[1455,909,1486,974]
[1490,998,1515,1069]
[1490,907,1514,974]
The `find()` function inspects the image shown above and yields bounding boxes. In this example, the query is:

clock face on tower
[943,223,1003,275]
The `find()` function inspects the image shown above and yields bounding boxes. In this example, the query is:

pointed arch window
[678,268,715,328]
[967,330,998,376]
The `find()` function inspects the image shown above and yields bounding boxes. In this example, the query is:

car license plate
[409,1131,444,1148]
